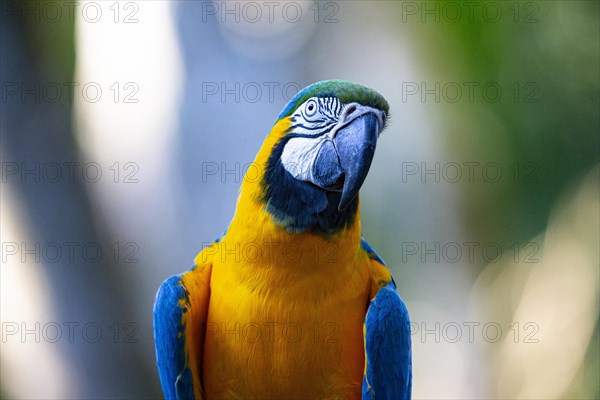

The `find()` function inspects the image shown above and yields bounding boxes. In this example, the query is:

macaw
[154,80,412,399]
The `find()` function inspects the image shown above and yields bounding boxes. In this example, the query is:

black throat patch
[261,136,358,235]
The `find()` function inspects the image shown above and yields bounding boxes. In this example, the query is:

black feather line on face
[261,136,358,235]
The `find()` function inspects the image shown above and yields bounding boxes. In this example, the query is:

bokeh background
[1,1,598,398]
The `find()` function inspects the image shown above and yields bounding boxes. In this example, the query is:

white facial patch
[280,135,328,182]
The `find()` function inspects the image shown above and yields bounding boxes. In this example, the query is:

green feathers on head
[277,80,390,121]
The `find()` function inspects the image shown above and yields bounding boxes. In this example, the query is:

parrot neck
[228,185,362,270]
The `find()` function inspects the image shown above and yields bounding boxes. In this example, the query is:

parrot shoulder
[360,238,412,400]
[360,237,392,296]
[153,237,219,400]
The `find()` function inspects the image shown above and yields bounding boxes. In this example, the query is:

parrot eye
[305,99,318,116]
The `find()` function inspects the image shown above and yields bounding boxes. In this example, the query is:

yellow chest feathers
[201,232,372,398]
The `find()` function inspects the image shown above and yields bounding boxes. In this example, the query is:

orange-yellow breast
[201,228,372,399]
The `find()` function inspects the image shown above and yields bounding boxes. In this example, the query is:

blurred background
[1,0,598,398]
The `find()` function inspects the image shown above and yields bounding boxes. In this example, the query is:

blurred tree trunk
[0,1,160,397]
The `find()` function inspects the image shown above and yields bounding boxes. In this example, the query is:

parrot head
[251,80,389,234]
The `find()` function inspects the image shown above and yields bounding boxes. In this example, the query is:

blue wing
[154,234,223,399]
[361,239,412,400]
[153,274,195,400]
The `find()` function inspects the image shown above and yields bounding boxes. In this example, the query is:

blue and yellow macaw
[154,80,412,399]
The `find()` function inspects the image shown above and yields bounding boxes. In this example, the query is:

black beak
[333,113,380,210]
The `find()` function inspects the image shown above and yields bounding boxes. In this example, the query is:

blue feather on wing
[360,238,412,399]
[153,274,194,400]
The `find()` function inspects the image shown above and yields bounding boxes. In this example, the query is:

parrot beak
[332,107,383,211]
[310,103,384,211]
